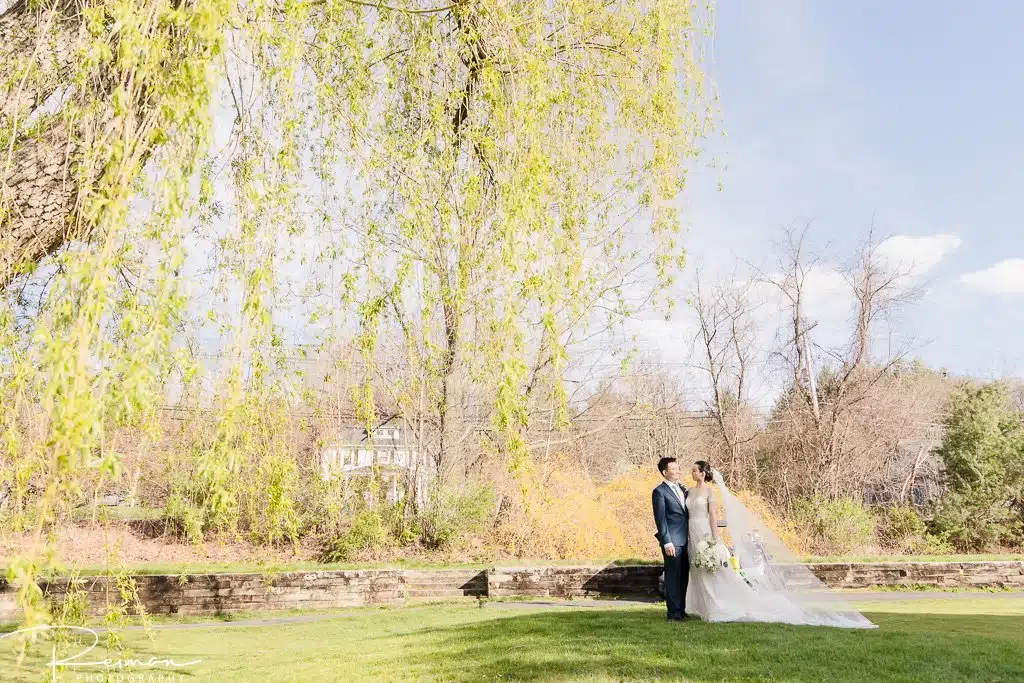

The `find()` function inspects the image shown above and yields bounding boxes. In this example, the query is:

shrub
[420,484,493,550]
[875,505,927,553]
[320,509,389,562]
[245,454,300,547]
[493,466,652,560]
[930,491,1023,552]
[595,469,665,560]
[386,497,421,546]
[920,530,955,555]
[930,383,1024,551]
[163,491,205,545]
[791,496,875,556]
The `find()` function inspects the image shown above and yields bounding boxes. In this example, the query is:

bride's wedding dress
[685,474,876,629]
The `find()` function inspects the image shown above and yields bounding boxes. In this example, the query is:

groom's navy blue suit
[653,480,690,620]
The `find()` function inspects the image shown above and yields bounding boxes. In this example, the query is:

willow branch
[339,0,455,15]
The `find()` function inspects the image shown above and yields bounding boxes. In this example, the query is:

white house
[320,421,427,507]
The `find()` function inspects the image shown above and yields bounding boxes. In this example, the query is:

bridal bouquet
[693,538,731,573]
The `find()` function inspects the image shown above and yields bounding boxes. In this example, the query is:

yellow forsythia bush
[492,463,803,562]
[492,463,659,560]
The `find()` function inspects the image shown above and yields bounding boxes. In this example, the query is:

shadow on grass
[377,609,1024,682]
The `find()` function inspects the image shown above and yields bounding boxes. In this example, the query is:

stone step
[405,578,486,589]
[406,589,486,598]
[403,571,486,580]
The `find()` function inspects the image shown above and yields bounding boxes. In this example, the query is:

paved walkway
[487,598,656,610]
[91,591,1024,632]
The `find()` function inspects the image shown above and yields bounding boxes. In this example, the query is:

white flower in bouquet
[693,537,731,573]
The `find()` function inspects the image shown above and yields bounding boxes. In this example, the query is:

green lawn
[845,597,1024,616]
[3,598,1024,681]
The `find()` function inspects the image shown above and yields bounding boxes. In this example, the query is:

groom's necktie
[669,482,685,507]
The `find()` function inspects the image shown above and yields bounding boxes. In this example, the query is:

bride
[685,460,877,629]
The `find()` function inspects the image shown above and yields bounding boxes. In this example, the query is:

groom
[652,456,690,621]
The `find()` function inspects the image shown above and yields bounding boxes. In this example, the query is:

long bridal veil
[712,469,878,629]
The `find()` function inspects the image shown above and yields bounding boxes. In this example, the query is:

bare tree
[568,361,696,480]
[832,224,920,407]
[758,223,924,501]
[691,269,762,487]
[758,225,823,421]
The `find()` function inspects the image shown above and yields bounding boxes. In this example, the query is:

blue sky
[636,0,1024,387]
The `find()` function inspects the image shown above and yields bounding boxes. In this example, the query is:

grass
[844,597,1024,616]
[0,605,401,634]
[2,597,1023,681]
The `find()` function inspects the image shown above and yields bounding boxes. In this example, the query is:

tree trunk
[1,118,81,288]
[1,1,84,289]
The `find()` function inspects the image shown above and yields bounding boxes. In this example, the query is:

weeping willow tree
[307,0,716,490]
[1,0,715,629]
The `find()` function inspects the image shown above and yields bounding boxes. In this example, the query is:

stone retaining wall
[482,562,1024,597]
[810,561,1024,589]
[488,565,663,599]
[0,569,405,621]
[1,561,1020,622]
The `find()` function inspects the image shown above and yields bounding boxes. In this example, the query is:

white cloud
[801,264,851,310]
[876,234,962,276]
[960,259,1024,295]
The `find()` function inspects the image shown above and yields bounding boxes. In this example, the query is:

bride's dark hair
[694,460,714,483]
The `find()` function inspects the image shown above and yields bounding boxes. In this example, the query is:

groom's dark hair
[657,457,676,475]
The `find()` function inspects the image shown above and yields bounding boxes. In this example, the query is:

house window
[393,449,407,466]
[340,449,354,467]
[378,450,391,465]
